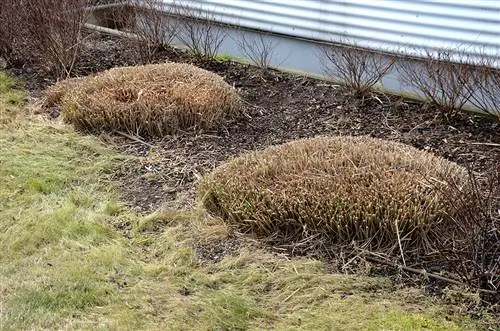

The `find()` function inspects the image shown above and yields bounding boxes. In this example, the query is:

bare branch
[2,0,92,78]
[0,0,18,62]
[175,2,227,59]
[397,49,473,117]
[430,165,499,293]
[115,0,180,63]
[462,53,500,120]
[235,32,280,70]
[320,38,394,96]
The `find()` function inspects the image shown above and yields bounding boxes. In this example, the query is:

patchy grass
[0,71,139,329]
[0,71,493,330]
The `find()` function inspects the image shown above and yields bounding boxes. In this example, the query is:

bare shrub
[433,166,499,293]
[0,0,18,62]
[14,0,92,78]
[397,49,473,117]
[235,32,280,70]
[42,62,241,137]
[320,39,395,96]
[176,2,227,59]
[198,136,470,253]
[464,56,500,120]
[112,0,180,63]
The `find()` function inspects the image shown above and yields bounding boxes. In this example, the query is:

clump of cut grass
[198,136,470,252]
[42,62,241,137]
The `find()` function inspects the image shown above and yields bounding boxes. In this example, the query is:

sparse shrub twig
[431,166,499,294]
[19,0,92,78]
[462,53,500,120]
[397,49,473,117]
[113,0,180,63]
[320,38,395,96]
[175,2,228,59]
[235,32,280,70]
[0,0,18,63]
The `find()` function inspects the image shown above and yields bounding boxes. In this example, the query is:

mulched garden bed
[9,32,499,213]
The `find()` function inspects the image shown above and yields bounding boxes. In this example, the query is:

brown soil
[9,33,499,213]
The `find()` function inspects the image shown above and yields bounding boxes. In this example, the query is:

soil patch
[193,235,242,264]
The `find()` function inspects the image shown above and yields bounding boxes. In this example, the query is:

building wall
[135,0,499,114]
[164,0,500,63]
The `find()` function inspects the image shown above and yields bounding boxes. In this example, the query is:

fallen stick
[466,142,500,147]
[84,23,140,40]
[114,130,155,148]
[362,253,498,295]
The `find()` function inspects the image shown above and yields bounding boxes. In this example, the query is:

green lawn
[0,71,491,330]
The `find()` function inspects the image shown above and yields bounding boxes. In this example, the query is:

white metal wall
[165,0,500,61]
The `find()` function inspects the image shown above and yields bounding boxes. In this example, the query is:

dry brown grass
[42,77,85,108]
[198,136,470,252]
[42,62,241,137]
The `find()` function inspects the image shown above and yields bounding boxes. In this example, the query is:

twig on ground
[114,130,155,148]
[395,220,406,266]
[466,142,500,147]
[283,287,302,302]
[362,252,498,295]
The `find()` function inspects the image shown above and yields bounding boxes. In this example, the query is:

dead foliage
[397,49,473,117]
[42,62,241,137]
[320,39,394,96]
[42,77,86,109]
[198,136,471,253]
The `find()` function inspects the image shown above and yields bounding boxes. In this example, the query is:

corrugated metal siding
[163,0,500,60]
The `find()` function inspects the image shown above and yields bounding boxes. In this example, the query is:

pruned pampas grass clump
[198,136,471,251]
[42,62,241,137]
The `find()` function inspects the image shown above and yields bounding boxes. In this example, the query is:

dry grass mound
[198,136,470,250]
[42,62,241,136]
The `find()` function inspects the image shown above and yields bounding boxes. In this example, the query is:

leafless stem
[430,165,499,293]
[462,53,500,120]
[397,49,473,117]
[320,38,394,96]
[2,0,92,78]
[235,32,280,70]
[175,2,227,59]
[0,0,18,62]
[110,0,180,63]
